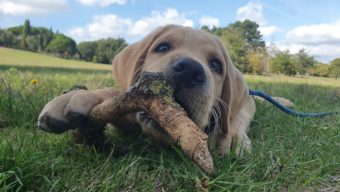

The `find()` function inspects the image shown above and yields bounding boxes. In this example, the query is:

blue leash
[249,90,339,118]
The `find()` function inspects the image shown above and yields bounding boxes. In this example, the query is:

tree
[229,19,265,50]
[21,19,31,49]
[219,27,251,72]
[205,20,266,73]
[201,25,210,32]
[26,35,40,51]
[42,28,53,51]
[330,58,340,79]
[0,29,16,47]
[271,51,296,75]
[46,34,77,58]
[38,33,43,52]
[247,48,269,74]
[313,63,330,77]
[7,26,23,36]
[77,38,127,64]
[294,49,316,75]
[77,41,97,62]
[94,38,127,64]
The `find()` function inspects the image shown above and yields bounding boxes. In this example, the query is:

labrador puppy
[38,25,257,155]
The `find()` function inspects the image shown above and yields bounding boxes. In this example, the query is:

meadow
[0,48,339,191]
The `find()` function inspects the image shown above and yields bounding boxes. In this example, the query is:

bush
[314,63,330,77]
[330,58,340,79]
[271,51,296,75]
[46,34,77,58]
[77,38,127,64]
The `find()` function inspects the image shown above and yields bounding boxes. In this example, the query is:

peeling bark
[90,72,215,175]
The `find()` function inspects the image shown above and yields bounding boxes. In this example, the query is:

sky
[1,0,340,63]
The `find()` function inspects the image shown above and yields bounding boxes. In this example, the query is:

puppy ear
[112,25,176,90]
[219,46,250,135]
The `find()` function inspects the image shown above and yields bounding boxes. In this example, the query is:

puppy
[38,25,257,155]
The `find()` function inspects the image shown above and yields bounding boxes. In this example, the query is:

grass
[0,52,339,191]
[0,48,111,71]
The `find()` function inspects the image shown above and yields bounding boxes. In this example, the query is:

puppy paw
[38,90,84,133]
[214,133,251,156]
[63,91,104,127]
[273,97,294,108]
[234,135,252,156]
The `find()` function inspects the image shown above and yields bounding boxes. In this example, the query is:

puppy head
[113,25,246,133]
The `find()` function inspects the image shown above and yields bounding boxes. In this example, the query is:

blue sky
[1,0,340,62]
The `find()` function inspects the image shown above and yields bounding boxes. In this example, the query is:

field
[0,48,111,71]
[1,48,339,191]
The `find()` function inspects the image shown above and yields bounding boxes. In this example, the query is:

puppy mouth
[173,87,210,129]
[173,89,194,117]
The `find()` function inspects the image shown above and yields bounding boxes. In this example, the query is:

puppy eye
[154,42,171,53]
[209,58,223,74]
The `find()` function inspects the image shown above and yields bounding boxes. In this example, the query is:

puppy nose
[171,58,206,88]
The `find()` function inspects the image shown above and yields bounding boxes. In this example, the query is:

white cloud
[276,19,340,62]
[285,20,340,45]
[68,14,132,42]
[68,8,194,42]
[77,0,127,7]
[259,25,280,37]
[0,0,68,16]
[236,2,279,37]
[236,2,266,26]
[129,9,193,36]
[199,16,220,29]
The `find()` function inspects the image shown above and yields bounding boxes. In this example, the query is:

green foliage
[7,26,24,36]
[46,34,77,58]
[1,20,127,64]
[221,27,251,72]
[77,41,97,62]
[247,49,269,74]
[30,27,50,36]
[203,21,322,76]
[311,63,330,77]
[271,51,296,75]
[229,19,266,50]
[0,29,16,47]
[329,58,340,79]
[26,35,41,51]
[95,38,127,64]
[21,19,31,49]
[294,49,316,75]
[200,25,210,32]
[78,38,127,64]
[206,20,266,73]
[5,20,53,51]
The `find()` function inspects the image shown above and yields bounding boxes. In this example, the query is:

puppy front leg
[38,90,87,133]
[38,88,119,148]
[212,97,255,156]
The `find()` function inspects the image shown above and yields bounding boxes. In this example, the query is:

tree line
[0,19,127,64]
[1,19,339,78]
[202,19,340,78]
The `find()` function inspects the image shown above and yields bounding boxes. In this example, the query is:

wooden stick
[89,72,215,175]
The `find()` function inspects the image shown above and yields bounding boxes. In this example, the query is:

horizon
[1,0,340,63]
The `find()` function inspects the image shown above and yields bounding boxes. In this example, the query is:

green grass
[0,48,111,71]
[0,56,339,191]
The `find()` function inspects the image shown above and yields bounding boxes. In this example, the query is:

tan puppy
[38,25,259,155]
